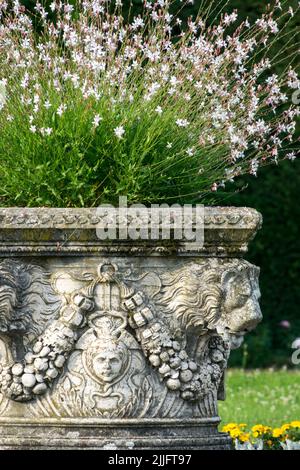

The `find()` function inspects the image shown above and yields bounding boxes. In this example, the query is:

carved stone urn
[0,207,262,450]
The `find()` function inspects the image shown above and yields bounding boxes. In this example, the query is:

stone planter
[0,206,262,450]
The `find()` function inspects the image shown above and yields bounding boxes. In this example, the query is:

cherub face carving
[81,315,130,386]
[92,347,125,383]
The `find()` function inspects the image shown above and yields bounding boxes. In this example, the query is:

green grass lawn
[218,369,300,428]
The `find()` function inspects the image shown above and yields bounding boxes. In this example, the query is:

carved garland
[0,294,94,401]
[121,289,230,401]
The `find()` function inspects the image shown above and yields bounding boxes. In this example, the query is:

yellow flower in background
[239,432,250,443]
[273,428,283,438]
[252,424,272,436]
[230,429,243,439]
[251,424,271,436]
[222,420,300,446]
[263,426,272,433]
[290,421,300,428]
[222,423,239,433]
[251,424,264,433]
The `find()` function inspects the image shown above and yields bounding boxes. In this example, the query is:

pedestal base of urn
[0,418,232,450]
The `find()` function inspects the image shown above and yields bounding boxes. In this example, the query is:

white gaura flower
[186,148,194,156]
[224,12,238,26]
[114,126,125,139]
[29,125,37,133]
[0,79,6,109]
[132,17,145,31]
[176,119,189,128]
[151,11,159,22]
[92,114,102,128]
[44,100,52,109]
[57,104,67,116]
[40,127,52,136]
[155,106,163,115]
[286,152,296,161]
[20,73,29,89]
[45,127,53,136]
[166,142,173,149]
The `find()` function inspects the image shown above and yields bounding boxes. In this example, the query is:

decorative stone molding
[0,207,262,256]
[0,207,262,449]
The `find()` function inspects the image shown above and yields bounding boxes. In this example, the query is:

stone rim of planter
[0,206,262,256]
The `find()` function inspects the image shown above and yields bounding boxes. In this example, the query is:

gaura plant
[0,0,299,207]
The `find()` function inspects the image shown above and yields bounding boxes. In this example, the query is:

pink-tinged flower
[279,320,291,329]
[224,12,238,26]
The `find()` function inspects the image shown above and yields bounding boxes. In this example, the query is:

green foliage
[2,1,297,207]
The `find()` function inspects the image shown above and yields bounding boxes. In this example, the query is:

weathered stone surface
[0,207,262,449]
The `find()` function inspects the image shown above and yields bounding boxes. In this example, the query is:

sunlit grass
[219,368,300,428]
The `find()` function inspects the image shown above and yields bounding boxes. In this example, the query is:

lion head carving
[0,260,62,353]
[154,260,262,349]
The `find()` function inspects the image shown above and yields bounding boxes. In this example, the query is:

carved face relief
[80,315,131,388]
[218,268,262,349]
[91,347,125,383]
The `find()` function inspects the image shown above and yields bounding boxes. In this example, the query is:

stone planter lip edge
[0,416,221,426]
[0,206,262,257]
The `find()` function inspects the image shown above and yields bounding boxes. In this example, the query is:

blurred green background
[19,0,300,368]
